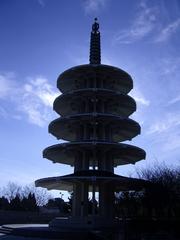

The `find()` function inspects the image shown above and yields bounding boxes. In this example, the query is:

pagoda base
[49,216,119,231]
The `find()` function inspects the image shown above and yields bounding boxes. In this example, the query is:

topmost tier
[90,17,101,64]
[57,64,133,94]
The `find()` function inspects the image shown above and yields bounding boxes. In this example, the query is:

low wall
[0,210,69,224]
[120,218,180,239]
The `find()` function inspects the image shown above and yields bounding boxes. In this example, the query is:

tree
[115,165,180,218]
[0,182,53,211]
[21,193,39,211]
[0,197,9,210]
[33,187,52,206]
[137,165,180,218]
[115,191,142,218]
[2,182,22,201]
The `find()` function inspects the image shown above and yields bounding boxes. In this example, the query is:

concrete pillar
[93,99,96,113]
[99,182,114,218]
[101,100,104,113]
[82,151,89,170]
[102,124,105,140]
[85,78,88,88]
[92,149,96,170]
[85,99,88,112]
[82,123,86,141]
[101,77,104,88]
[72,182,89,217]
[99,123,102,140]
[93,123,96,140]
[100,77,102,88]
[94,75,97,88]
[76,125,83,141]
[92,180,96,217]
[74,153,82,171]
[105,153,114,172]
[72,182,82,217]
[98,151,105,171]
[81,182,89,217]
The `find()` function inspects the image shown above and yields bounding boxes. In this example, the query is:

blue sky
[0,0,180,194]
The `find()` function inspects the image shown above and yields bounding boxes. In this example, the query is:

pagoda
[35,19,146,230]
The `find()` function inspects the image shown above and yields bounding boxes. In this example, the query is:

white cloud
[158,57,180,76]
[0,106,8,118]
[113,0,157,44]
[0,73,59,127]
[162,133,180,151]
[102,56,114,65]
[24,77,58,107]
[155,18,180,42]
[147,122,169,134]
[83,0,107,14]
[113,2,180,45]
[0,73,15,98]
[18,77,59,127]
[147,112,180,134]
[130,88,150,106]
[168,95,180,105]
[20,103,48,127]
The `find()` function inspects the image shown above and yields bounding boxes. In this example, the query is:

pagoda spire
[89,18,101,64]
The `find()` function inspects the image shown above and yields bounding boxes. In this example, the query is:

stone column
[99,182,114,218]
[82,151,89,170]
[72,182,82,217]
[98,151,105,171]
[81,182,89,217]
[74,153,82,171]
[105,153,114,172]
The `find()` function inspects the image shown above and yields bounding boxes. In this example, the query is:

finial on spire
[89,18,101,65]
[92,18,99,33]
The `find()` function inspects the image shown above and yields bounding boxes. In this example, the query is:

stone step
[0,226,12,235]
[141,233,172,240]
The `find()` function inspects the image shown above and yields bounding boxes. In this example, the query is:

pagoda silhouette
[35,19,146,230]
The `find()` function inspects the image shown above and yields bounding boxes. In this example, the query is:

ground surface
[0,224,104,240]
[0,236,45,240]
[0,224,49,240]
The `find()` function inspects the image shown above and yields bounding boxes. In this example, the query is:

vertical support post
[99,182,114,218]
[81,182,89,217]
[92,178,96,217]
[72,182,82,217]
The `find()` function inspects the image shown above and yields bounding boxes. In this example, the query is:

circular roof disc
[57,64,133,94]
[54,88,136,117]
[43,142,146,167]
[49,114,140,142]
[35,170,147,192]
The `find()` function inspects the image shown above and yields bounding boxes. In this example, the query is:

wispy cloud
[37,0,45,7]
[162,133,180,151]
[0,106,8,118]
[155,18,180,42]
[144,110,180,159]
[24,77,58,107]
[20,103,48,127]
[18,77,59,127]
[113,1,157,44]
[158,57,180,76]
[130,88,150,106]
[168,95,180,105]
[0,74,59,127]
[0,73,15,98]
[83,0,107,14]
[113,1,180,45]
[147,112,180,134]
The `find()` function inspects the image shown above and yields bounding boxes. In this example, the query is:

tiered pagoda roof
[35,19,146,226]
